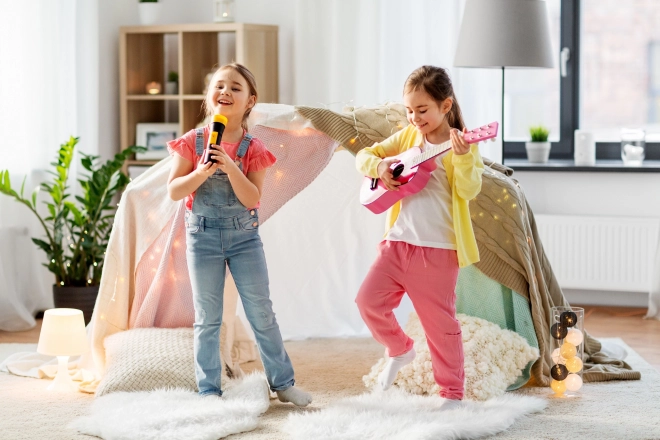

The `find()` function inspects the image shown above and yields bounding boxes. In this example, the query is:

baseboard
[563,288,649,308]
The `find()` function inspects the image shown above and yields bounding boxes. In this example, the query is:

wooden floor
[1,305,658,371]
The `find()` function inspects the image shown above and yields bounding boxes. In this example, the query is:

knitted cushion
[295,103,409,155]
[363,313,539,401]
[96,326,228,397]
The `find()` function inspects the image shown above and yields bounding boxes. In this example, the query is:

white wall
[515,171,660,307]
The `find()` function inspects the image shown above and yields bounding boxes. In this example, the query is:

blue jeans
[185,209,295,396]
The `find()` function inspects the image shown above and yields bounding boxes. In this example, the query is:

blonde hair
[202,63,258,131]
[403,65,465,131]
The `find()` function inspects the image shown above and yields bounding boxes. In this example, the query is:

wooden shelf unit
[119,23,279,165]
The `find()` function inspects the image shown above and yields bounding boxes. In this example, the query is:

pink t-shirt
[167,126,277,211]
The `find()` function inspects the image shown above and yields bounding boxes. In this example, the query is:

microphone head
[213,114,228,125]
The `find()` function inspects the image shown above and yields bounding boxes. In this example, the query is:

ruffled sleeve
[245,137,277,173]
[167,129,197,163]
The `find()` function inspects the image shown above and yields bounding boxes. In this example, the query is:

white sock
[378,348,416,390]
[276,386,313,407]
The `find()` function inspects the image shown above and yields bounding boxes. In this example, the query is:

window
[503,0,660,162]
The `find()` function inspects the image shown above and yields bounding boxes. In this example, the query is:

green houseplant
[166,71,179,95]
[526,125,551,163]
[0,136,144,323]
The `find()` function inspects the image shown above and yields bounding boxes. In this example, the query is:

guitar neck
[410,143,452,168]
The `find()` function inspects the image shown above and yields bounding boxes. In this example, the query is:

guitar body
[360,147,438,214]
[359,121,499,214]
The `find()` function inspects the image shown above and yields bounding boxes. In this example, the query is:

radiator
[535,215,660,292]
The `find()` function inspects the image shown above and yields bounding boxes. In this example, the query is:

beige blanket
[296,104,640,386]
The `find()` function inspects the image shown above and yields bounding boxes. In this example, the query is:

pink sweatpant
[356,240,464,400]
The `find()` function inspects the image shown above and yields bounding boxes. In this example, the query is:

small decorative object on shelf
[621,128,645,166]
[214,0,235,22]
[550,306,584,397]
[574,130,596,166]
[165,71,178,95]
[146,81,162,95]
[525,125,551,163]
[138,0,161,26]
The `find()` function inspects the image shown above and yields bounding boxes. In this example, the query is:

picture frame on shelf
[135,123,179,159]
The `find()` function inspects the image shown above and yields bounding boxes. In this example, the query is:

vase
[52,285,99,325]
[550,306,584,397]
[138,2,161,26]
[525,141,551,163]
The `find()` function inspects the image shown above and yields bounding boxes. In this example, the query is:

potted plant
[0,137,144,324]
[166,71,179,95]
[526,125,551,163]
[138,0,161,26]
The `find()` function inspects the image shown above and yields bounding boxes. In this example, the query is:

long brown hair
[203,62,258,131]
[403,65,465,131]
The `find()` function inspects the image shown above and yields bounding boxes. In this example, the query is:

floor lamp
[453,0,554,163]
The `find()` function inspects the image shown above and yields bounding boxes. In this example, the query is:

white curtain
[0,0,98,331]
[293,0,503,162]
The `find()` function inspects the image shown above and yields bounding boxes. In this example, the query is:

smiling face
[403,88,452,139]
[206,67,256,127]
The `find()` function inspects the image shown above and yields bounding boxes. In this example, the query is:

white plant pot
[165,81,178,95]
[139,3,161,26]
[525,141,551,163]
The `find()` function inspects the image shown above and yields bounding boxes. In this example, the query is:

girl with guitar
[355,65,484,406]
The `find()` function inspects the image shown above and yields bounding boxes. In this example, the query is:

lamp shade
[454,0,554,68]
[37,309,88,357]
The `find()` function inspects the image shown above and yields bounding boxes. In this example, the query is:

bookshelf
[119,23,279,170]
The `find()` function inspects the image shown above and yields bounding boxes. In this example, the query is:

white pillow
[96,327,229,397]
[363,313,539,401]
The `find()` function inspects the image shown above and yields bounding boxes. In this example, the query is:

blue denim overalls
[185,128,295,396]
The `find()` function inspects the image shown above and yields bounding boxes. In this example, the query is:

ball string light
[550,308,584,396]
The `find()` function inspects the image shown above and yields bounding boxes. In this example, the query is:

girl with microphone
[166,63,312,406]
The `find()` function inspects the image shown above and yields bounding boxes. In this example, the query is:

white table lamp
[454,0,554,161]
[37,308,88,392]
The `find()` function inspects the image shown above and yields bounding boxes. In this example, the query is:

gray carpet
[0,338,658,440]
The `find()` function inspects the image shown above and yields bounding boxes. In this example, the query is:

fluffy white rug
[364,313,539,401]
[70,373,270,440]
[284,387,546,440]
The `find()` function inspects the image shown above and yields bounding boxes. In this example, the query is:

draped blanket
[297,103,640,386]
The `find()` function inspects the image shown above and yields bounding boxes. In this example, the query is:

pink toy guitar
[360,122,499,214]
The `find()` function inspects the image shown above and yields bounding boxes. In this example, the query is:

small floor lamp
[454,0,554,163]
[37,308,88,392]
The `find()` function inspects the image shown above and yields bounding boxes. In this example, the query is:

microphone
[203,114,228,164]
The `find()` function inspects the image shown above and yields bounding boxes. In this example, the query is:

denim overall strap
[195,128,205,157]
[236,133,252,159]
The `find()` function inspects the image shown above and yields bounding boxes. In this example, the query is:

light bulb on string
[551,348,565,365]
[550,364,569,381]
[560,342,577,359]
[565,373,583,391]
[565,357,583,373]
[560,311,578,327]
[565,328,584,346]
[550,323,567,340]
[550,379,566,395]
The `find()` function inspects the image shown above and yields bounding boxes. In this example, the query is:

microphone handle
[203,121,226,164]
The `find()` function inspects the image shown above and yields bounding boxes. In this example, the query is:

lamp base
[46,356,77,393]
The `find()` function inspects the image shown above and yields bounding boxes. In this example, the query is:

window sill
[503,159,660,173]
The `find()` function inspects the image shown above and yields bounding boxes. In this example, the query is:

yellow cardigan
[355,124,484,268]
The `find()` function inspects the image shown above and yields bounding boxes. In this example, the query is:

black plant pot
[52,285,99,325]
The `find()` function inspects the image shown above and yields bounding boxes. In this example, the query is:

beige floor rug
[1,338,659,440]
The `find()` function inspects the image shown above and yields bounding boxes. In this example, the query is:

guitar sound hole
[392,163,405,179]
